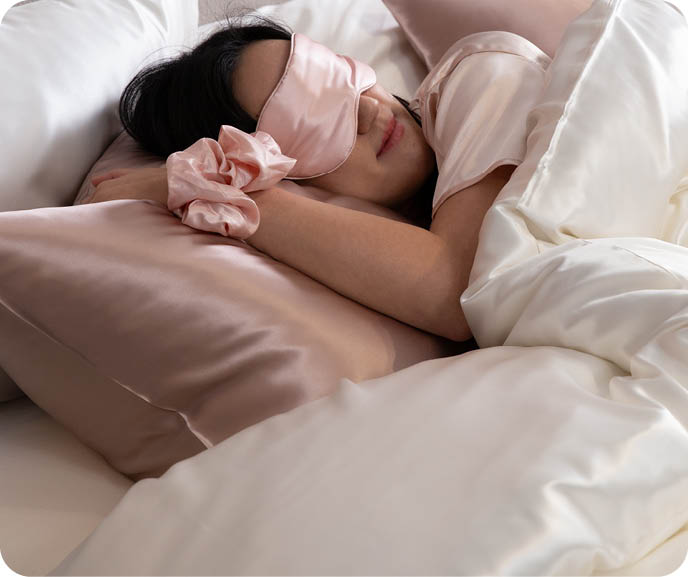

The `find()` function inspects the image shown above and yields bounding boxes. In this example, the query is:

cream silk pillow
[381,0,592,70]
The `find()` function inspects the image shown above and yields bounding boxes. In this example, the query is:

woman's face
[232,39,436,208]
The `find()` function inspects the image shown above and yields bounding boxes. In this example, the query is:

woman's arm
[247,186,470,341]
[248,167,514,342]
[429,164,516,295]
[88,165,511,341]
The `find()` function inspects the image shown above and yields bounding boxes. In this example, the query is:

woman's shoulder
[411,31,551,140]
[410,31,552,220]
[411,31,550,112]
[439,30,550,70]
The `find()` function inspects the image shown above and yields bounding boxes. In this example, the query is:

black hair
[119,14,437,229]
[119,13,292,158]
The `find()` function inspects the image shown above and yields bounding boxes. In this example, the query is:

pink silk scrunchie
[166,125,296,240]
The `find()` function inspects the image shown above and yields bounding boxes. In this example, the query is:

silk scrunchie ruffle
[166,125,296,239]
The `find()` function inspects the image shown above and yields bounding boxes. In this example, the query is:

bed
[1,0,688,575]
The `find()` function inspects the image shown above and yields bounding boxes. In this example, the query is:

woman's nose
[357,94,379,135]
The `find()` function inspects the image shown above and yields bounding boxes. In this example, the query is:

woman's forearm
[245,188,472,341]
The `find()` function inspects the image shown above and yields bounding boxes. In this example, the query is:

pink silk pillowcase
[0,132,469,481]
[381,0,593,70]
[0,368,23,402]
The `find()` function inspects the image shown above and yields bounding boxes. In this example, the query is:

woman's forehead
[232,39,291,120]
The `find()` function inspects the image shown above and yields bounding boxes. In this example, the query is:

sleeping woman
[86,15,557,343]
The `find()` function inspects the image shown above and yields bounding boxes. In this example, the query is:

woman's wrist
[249,186,281,206]
[244,186,285,248]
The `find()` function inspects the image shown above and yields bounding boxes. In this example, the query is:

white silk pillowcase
[0,0,198,212]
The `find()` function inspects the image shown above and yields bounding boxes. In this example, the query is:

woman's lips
[377,115,404,157]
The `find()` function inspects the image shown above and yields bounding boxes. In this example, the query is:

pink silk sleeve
[411,32,551,219]
[166,125,296,239]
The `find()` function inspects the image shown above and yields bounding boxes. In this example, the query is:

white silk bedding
[52,0,688,575]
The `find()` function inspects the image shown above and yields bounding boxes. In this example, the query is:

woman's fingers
[85,165,170,205]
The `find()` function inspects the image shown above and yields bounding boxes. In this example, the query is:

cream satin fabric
[458,0,688,565]
[51,345,688,576]
[462,0,688,342]
[411,31,551,217]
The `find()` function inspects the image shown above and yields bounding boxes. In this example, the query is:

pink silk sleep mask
[256,33,377,179]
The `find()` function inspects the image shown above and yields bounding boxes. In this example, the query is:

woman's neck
[392,163,438,230]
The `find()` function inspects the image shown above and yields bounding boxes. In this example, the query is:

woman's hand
[86,166,169,206]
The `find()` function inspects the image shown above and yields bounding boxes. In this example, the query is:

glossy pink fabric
[2,199,463,482]
[16,131,470,481]
[166,125,296,239]
[410,31,551,217]
[381,0,591,70]
[256,33,376,179]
